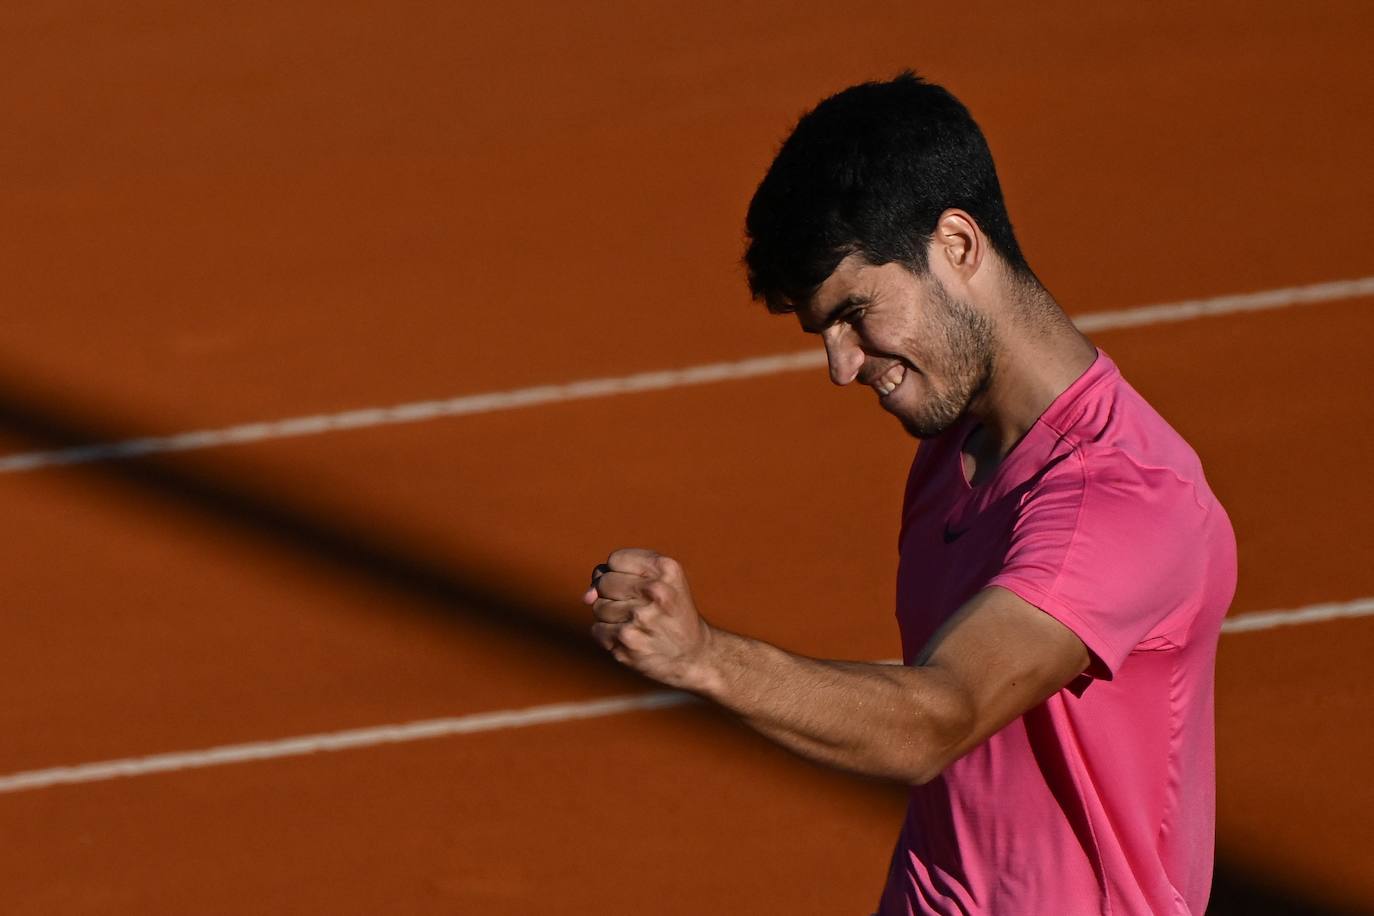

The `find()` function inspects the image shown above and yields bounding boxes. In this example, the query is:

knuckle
[617,626,641,650]
[655,555,681,579]
[642,581,670,604]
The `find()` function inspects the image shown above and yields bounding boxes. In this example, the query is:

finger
[583,562,615,604]
[591,597,639,624]
[592,571,648,602]
[589,621,622,652]
[607,548,662,577]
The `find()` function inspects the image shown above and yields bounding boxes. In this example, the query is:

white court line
[0,692,697,795]
[1,275,1371,473]
[1,596,1370,796]
[1216,596,1374,633]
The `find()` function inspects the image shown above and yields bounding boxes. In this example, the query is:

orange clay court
[0,2,1371,913]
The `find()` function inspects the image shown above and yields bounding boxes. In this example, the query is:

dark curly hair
[744,72,1032,313]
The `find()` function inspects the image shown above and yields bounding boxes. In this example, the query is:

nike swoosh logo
[942,522,967,544]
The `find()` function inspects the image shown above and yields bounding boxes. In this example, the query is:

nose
[822,326,864,386]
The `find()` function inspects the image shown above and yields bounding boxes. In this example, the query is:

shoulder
[1036,357,1214,516]
[1019,441,1208,549]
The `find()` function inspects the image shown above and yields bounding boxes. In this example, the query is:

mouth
[870,362,908,398]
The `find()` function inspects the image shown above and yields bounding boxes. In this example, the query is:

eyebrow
[800,294,871,334]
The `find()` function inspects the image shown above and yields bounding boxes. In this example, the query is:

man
[584,73,1236,915]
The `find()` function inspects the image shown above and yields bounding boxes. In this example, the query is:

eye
[846,307,867,325]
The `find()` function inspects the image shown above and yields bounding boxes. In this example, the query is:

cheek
[861,320,917,359]
[888,330,931,368]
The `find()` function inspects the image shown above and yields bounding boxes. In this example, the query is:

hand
[583,548,714,691]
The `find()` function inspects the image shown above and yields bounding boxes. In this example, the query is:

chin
[899,418,954,440]
[894,402,965,440]
[890,375,976,440]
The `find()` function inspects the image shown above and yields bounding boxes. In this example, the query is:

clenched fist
[583,548,714,691]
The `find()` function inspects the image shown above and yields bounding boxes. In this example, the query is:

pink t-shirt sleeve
[986,447,1206,679]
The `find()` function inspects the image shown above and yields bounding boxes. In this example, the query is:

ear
[930,209,984,284]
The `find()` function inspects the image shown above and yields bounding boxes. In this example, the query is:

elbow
[908,757,955,787]
[904,681,977,786]
[906,750,957,787]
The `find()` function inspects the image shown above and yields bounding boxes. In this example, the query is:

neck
[965,282,1098,466]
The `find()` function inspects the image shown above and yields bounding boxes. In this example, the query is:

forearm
[688,626,970,784]
[588,552,1085,785]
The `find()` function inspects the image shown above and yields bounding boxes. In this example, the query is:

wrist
[681,621,729,699]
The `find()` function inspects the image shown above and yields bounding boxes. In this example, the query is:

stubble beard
[896,280,995,440]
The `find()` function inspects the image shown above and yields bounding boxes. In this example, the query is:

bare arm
[586,549,1090,784]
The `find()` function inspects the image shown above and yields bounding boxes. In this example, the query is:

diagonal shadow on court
[0,371,640,685]
[1206,858,1372,915]
[0,374,1359,914]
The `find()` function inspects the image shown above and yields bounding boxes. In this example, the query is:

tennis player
[585,72,1236,915]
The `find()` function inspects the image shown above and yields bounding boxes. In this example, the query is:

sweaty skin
[586,209,1097,784]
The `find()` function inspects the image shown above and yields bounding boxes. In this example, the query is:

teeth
[874,363,905,396]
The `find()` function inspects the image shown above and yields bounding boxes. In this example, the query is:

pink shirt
[878,350,1237,916]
